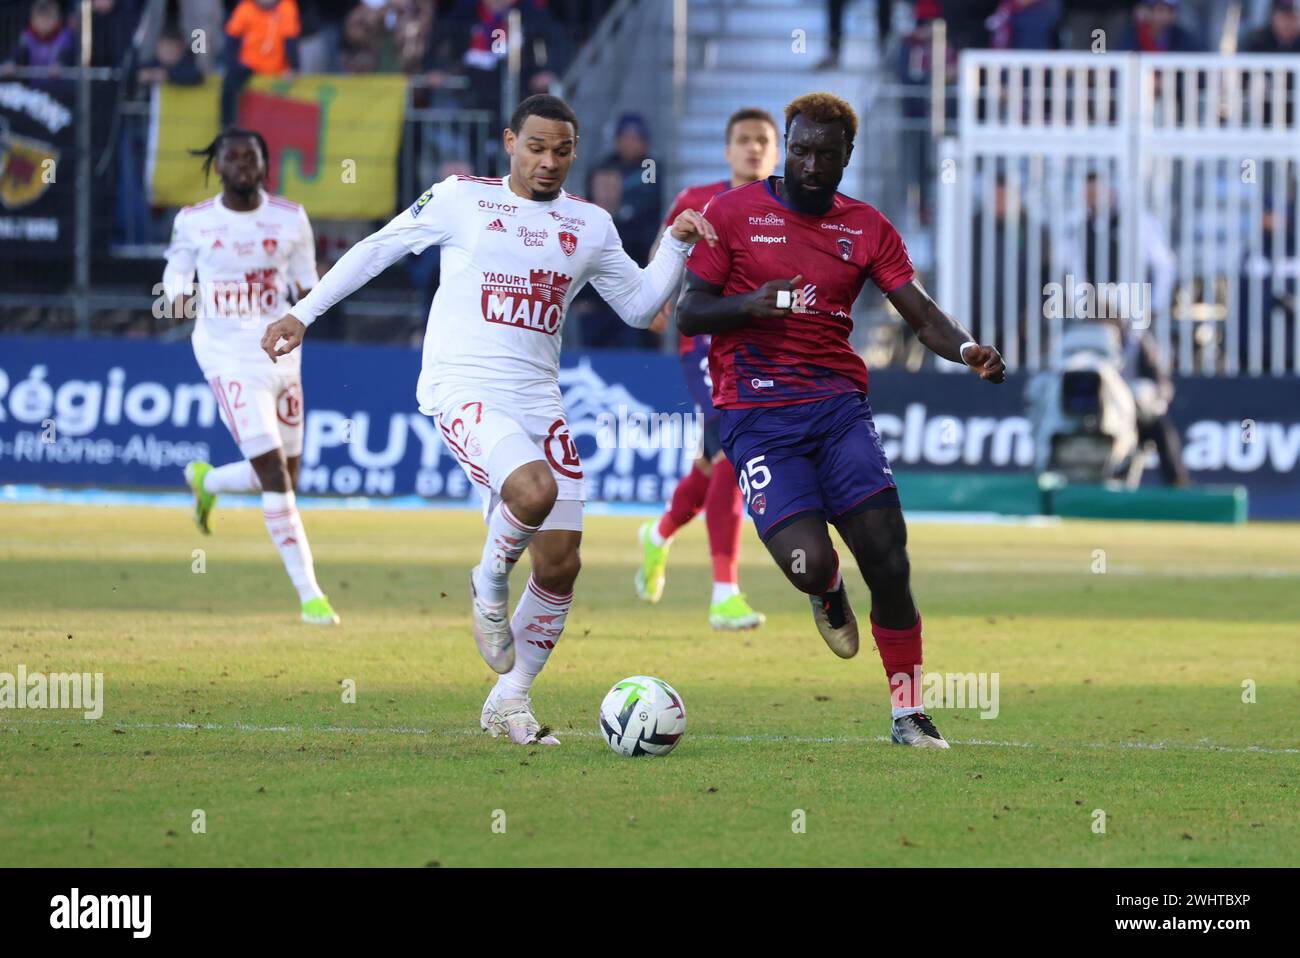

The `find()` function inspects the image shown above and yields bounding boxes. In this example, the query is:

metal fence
[938,50,1300,377]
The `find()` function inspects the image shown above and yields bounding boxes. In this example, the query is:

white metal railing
[940,51,1300,377]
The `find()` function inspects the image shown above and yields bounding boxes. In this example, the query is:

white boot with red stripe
[479,576,572,745]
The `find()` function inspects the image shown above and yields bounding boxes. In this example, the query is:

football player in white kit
[260,95,715,744]
[164,128,340,626]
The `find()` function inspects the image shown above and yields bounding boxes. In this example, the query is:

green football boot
[183,461,216,534]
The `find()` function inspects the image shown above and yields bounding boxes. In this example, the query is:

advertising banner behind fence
[0,337,1295,518]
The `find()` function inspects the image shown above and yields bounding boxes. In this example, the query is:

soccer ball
[599,676,686,757]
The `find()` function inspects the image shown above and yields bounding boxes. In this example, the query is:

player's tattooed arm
[887,279,1006,384]
[676,271,803,336]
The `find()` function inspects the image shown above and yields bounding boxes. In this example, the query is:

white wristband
[959,340,978,365]
[776,290,792,309]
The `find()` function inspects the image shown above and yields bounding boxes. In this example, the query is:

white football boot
[809,579,860,658]
[470,565,515,674]
[890,712,951,749]
[480,689,560,746]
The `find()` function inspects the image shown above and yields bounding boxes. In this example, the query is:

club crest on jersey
[263,237,278,255]
[559,231,577,256]
[837,237,853,261]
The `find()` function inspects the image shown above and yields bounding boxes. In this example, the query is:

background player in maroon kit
[635,107,780,631]
[677,93,1005,748]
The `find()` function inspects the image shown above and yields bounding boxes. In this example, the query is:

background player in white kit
[163,128,340,627]
[260,95,714,745]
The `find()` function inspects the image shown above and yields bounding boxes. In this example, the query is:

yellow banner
[149,74,407,219]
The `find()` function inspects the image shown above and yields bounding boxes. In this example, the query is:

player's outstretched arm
[887,278,1006,383]
[675,271,803,337]
[264,178,459,362]
[590,210,715,330]
[261,226,412,361]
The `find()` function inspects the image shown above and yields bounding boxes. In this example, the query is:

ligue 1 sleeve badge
[559,231,577,256]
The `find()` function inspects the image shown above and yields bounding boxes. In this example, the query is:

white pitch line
[2,718,1296,755]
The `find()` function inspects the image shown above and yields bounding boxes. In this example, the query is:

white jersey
[163,190,318,372]
[287,174,692,411]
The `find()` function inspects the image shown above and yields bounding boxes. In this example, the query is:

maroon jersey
[665,179,731,355]
[686,177,914,408]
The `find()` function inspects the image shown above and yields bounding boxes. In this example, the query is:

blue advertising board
[0,336,1296,517]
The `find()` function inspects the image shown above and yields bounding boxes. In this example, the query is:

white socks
[495,576,573,700]
[711,581,739,605]
[648,524,669,547]
[474,503,539,606]
[261,490,323,603]
[203,460,261,494]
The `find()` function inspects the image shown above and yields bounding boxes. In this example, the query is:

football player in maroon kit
[677,93,1006,748]
[636,107,780,631]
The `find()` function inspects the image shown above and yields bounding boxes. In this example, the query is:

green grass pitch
[1,502,1296,867]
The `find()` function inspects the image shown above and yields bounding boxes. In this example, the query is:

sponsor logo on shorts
[749,234,786,245]
[750,378,774,389]
[481,269,573,335]
[751,492,767,515]
[276,381,303,426]
[543,418,583,479]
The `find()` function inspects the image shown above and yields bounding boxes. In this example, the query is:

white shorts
[432,391,585,532]
[204,361,304,460]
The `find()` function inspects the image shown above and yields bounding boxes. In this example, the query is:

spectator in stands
[1237,192,1298,374]
[424,0,566,116]
[1242,0,1300,52]
[897,3,954,222]
[297,0,354,72]
[1119,0,1203,52]
[985,0,1062,50]
[89,0,144,68]
[137,24,203,86]
[340,0,431,73]
[969,174,1052,359]
[591,113,662,267]
[942,0,1000,51]
[813,0,898,70]
[222,0,302,125]
[174,0,227,72]
[4,0,77,74]
[1060,0,1131,49]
